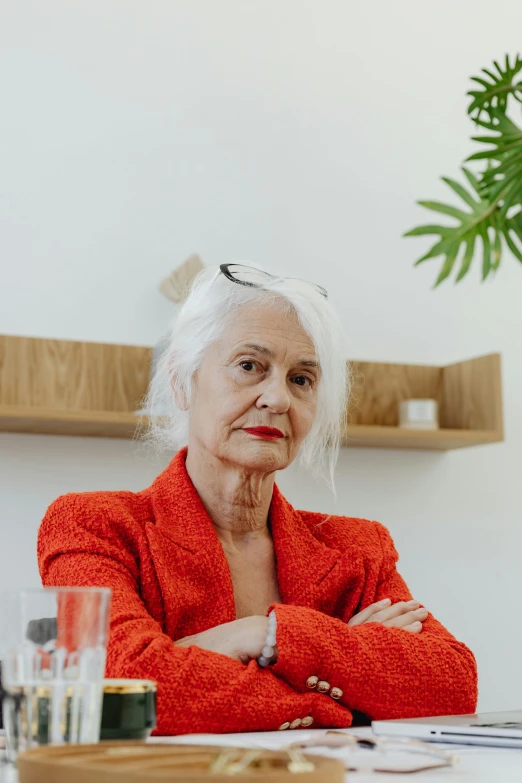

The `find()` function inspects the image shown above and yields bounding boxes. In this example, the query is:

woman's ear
[170,369,191,411]
[172,381,190,411]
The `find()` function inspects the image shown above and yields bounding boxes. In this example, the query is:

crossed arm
[38,504,477,735]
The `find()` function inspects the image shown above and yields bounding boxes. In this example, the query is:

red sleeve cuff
[268,603,343,694]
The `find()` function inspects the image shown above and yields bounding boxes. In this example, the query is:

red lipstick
[243,426,285,440]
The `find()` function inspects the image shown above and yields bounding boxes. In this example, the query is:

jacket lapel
[269,486,366,618]
[146,449,236,639]
[145,449,367,636]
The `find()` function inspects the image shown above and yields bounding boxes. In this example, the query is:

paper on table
[302,745,452,774]
[148,728,324,750]
[148,728,456,774]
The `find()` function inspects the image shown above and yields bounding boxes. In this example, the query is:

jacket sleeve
[269,522,478,721]
[37,495,347,736]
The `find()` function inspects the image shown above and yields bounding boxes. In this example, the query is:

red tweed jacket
[38,448,477,735]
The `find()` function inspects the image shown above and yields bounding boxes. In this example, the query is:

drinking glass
[1,587,111,762]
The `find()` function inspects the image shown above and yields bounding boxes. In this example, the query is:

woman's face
[187,300,319,473]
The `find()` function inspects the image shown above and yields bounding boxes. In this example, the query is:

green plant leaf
[500,210,522,262]
[482,67,499,82]
[461,167,481,193]
[470,111,520,133]
[480,150,522,178]
[455,236,477,281]
[416,201,468,220]
[503,227,522,263]
[465,112,522,217]
[480,224,492,279]
[434,247,459,287]
[403,224,454,237]
[509,209,522,239]
[492,223,502,269]
[406,55,522,286]
[468,134,522,165]
[498,177,522,217]
[405,172,497,283]
[493,60,504,79]
[467,54,522,119]
[414,238,454,265]
[441,176,478,207]
[471,77,495,90]
[471,130,522,147]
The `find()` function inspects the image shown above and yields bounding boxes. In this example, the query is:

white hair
[144,265,349,488]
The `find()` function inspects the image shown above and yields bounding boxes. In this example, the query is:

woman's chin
[230,441,293,472]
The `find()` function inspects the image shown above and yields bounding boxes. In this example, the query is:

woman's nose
[256,375,291,413]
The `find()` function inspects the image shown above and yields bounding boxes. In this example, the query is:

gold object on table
[17,742,345,783]
[102,680,157,694]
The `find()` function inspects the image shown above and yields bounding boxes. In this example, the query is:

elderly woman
[38,264,477,735]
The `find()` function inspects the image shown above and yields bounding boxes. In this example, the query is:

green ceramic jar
[100,679,157,741]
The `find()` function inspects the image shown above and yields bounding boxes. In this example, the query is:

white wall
[1,0,522,713]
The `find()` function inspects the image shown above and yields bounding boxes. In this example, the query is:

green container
[100,679,157,741]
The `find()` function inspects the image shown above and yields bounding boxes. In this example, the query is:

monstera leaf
[467,54,522,121]
[406,54,522,285]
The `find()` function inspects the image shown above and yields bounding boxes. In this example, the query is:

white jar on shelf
[398,399,439,430]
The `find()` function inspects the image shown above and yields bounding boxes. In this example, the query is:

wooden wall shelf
[0,335,151,439]
[342,425,500,451]
[0,405,141,439]
[0,335,504,451]
[345,354,503,450]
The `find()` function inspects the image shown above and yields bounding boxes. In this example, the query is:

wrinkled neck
[185,446,275,545]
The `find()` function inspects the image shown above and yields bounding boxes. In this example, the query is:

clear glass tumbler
[1,587,111,762]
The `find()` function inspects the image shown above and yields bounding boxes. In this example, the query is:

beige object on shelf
[0,334,503,450]
[159,253,204,304]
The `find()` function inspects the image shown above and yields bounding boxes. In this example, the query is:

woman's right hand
[175,616,270,664]
[348,598,429,633]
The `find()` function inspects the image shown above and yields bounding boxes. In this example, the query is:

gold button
[306,675,319,689]
[301,716,314,727]
[278,722,290,731]
[330,686,343,700]
[316,680,331,694]
[290,718,302,729]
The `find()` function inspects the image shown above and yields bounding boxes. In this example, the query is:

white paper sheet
[148,727,456,774]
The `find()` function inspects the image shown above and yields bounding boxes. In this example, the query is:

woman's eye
[239,360,257,372]
[293,375,312,387]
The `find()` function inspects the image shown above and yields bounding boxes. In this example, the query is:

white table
[150,726,522,782]
[2,727,521,781]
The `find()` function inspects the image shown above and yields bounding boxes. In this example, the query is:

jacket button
[306,675,319,689]
[278,722,290,731]
[290,718,302,729]
[330,687,343,700]
[316,680,331,694]
[301,716,314,727]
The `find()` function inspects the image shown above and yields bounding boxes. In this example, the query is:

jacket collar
[148,448,357,612]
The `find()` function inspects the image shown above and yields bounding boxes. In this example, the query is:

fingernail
[416,607,428,614]
[378,598,391,606]
[407,600,420,606]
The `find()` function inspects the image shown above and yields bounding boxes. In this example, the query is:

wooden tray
[17,742,345,783]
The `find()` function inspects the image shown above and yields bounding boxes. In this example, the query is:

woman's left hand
[348,598,428,633]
